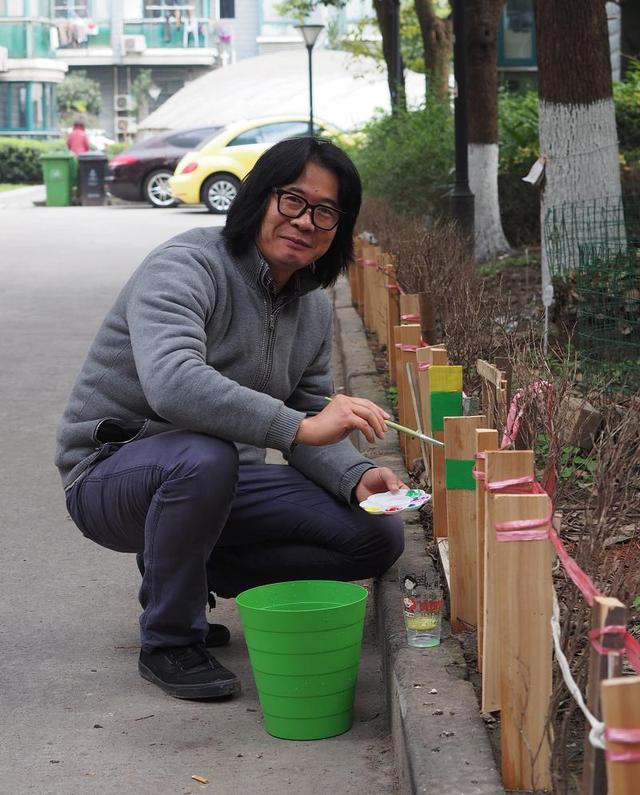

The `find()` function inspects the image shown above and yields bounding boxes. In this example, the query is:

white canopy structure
[138,48,426,134]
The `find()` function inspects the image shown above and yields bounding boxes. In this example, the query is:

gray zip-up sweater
[55,226,375,502]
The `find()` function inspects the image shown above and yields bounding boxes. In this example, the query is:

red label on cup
[403,596,417,612]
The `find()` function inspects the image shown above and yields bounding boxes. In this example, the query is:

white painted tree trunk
[468,143,511,262]
[539,97,623,291]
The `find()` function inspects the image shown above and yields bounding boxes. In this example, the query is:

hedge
[0,137,66,184]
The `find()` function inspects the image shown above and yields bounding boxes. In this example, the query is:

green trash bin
[40,150,78,206]
[236,580,368,741]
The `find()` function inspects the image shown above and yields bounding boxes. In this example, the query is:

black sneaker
[135,553,231,648]
[139,644,241,699]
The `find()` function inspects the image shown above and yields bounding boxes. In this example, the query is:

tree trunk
[414,0,453,103]
[466,0,510,261]
[373,0,406,111]
[536,0,622,291]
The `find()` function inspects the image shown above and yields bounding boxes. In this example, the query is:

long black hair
[222,137,362,288]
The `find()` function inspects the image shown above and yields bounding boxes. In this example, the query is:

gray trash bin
[78,152,108,206]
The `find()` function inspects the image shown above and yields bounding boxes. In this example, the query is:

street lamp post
[295,24,324,137]
[450,0,474,241]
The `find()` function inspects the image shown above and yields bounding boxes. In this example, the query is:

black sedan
[106,126,221,208]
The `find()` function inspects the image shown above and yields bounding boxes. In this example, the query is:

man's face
[256,161,340,288]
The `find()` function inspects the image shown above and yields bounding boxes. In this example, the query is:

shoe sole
[138,662,241,699]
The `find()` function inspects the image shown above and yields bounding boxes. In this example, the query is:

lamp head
[295,23,324,49]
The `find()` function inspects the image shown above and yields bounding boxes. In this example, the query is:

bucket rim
[235,579,368,613]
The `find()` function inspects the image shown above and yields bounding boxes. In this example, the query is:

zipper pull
[268,314,275,330]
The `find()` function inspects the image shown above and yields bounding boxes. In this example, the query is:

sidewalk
[332,277,503,795]
[0,183,45,208]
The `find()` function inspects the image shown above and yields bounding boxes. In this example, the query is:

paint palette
[359,489,431,515]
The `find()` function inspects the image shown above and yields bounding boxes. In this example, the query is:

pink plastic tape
[401,313,421,322]
[475,451,486,460]
[624,632,640,674]
[418,362,431,370]
[588,625,627,656]
[605,727,640,763]
[363,258,378,269]
[394,344,419,352]
[472,468,485,481]
[548,525,600,607]
[485,475,534,492]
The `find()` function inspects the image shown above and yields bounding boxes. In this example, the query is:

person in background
[56,137,406,701]
[66,119,90,155]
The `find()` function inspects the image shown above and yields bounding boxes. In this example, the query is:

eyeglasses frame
[273,188,346,231]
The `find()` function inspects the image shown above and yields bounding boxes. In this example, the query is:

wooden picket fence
[348,238,640,794]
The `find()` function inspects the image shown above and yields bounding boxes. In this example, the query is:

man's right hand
[294,394,390,446]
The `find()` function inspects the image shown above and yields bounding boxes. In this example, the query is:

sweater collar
[236,243,322,298]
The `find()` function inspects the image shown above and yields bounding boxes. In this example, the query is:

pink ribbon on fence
[363,258,378,269]
[501,379,551,449]
[395,344,419,352]
[401,313,421,322]
[485,475,535,492]
[605,727,640,763]
[588,625,627,656]
[417,362,431,370]
[472,468,485,481]
[624,632,640,674]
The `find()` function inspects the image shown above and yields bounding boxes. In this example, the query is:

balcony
[0,19,57,59]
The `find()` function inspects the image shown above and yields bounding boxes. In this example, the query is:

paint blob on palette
[359,489,431,515]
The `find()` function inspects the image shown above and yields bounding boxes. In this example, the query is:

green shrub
[105,142,128,159]
[348,101,454,218]
[0,137,65,184]
[498,88,539,172]
[614,59,640,150]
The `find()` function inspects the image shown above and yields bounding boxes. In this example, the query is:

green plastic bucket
[236,580,368,740]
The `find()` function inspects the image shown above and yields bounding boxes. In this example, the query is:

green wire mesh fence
[544,195,640,280]
[544,196,640,390]
[575,243,640,390]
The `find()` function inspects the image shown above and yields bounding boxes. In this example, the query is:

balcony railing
[0,19,56,58]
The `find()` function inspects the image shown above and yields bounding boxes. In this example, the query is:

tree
[277,0,452,107]
[414,0,452,102]
[536,0,622,292]
[57,70,102,126]
[465,0,510,261]
[131,69,153,121]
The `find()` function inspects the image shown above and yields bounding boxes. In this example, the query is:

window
[0,0,26,15]
[53,0,89,18]
[31,82,43,129]
[227,127,263,146]
[6,82,27,129]
[166,127,222,148]
[0,84,9,129]
[259,121,310,142]
[219,0,234,19]
[139,1,209,20]
[501,0,535,62]
[45,83,56,129]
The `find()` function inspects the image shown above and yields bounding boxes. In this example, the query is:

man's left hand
[354,467,408,505]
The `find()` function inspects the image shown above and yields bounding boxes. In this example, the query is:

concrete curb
[0,183,45,208]
[333,277,504,795]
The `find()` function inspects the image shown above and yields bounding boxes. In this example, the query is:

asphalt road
[0,200,396,794]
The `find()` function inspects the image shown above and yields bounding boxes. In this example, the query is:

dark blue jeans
[65,431,404,650]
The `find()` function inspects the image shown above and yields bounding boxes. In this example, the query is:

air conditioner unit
[114,94,136,112]
[116,117,138,135]
[122,34,146,54]
[0,47,8,73]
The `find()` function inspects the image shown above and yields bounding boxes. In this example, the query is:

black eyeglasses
[273,189,345,231]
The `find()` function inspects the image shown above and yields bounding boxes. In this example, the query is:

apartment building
[0,0,256,138]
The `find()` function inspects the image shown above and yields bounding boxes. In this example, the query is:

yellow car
[169,115,345,214]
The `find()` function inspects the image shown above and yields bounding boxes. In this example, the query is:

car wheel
[202,174,240,214]
[144,169,177,208]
